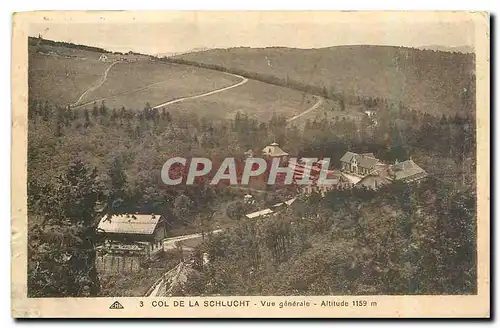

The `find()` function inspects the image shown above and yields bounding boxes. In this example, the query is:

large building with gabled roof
[97,213,167,259]
[340,151,381,177]
[339,151,428,189]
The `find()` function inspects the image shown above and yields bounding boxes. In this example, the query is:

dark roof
[356,174,393,189]
[340,151,380,169]
[357,155,379,169]
[392,159,428,181]
[340,151,357,163]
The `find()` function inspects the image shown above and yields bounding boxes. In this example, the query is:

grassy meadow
[76,61,242,110]
[163,79,316,121]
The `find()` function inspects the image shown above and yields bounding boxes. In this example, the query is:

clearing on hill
[29,38,319,121]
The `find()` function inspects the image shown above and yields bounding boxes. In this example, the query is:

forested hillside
[175,45,476,116]
[194,181,476,295]
[27,95,476,296]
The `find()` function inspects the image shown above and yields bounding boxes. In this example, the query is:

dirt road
[163,229,223,251]
[71,69,248,111]
[71,61,120,108]
[286,96,323,123]
[152,72,248,109]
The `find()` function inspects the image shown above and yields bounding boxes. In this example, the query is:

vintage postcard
[11,11,490,318]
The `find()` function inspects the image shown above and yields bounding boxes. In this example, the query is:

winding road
[70,60,320,123]
[71,61,120,108]
[152,72,248,109]
[163,229,223,251]
[71,66,248,111]
[286,95,323,123]
[71,78,169,110]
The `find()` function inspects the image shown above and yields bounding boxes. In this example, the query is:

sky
[29,12,476,55]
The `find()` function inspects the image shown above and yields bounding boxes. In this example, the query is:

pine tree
[62,159,102,296]
[31,159,103,297]
[108,157,128,213]
[322,86,328,98]
[110,108,118,121]
[99,101,108,116]
[84,109,91,128]
[339,98,346,111]
[92,102,98,118]
[42,101,51,121]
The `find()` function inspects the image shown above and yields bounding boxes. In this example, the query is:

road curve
[286,96,323,123]
[152,72,248,109]
[71,61,120,108]
[163,229,223,251]
[71,79,169,110]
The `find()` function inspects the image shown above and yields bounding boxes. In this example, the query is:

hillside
[28,37,318,121]
[29,37,112,106]
[176,45,476,116]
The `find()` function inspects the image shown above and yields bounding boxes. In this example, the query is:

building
[297,166,344,195]
[96,213,167,259]
[353,158,428,189]
[391,159,428,183]
[261,142,289,160]
[244,198,297,219]
[245,208,274,219]
[340,151,380,177]
[99,54,108,62]
[355,164,394,190]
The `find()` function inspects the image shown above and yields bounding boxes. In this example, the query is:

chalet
[99,54,108,62]
[262,142,289,160]
[391,159,428,183]
[96,213,167,259]
[340,151,380,177]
